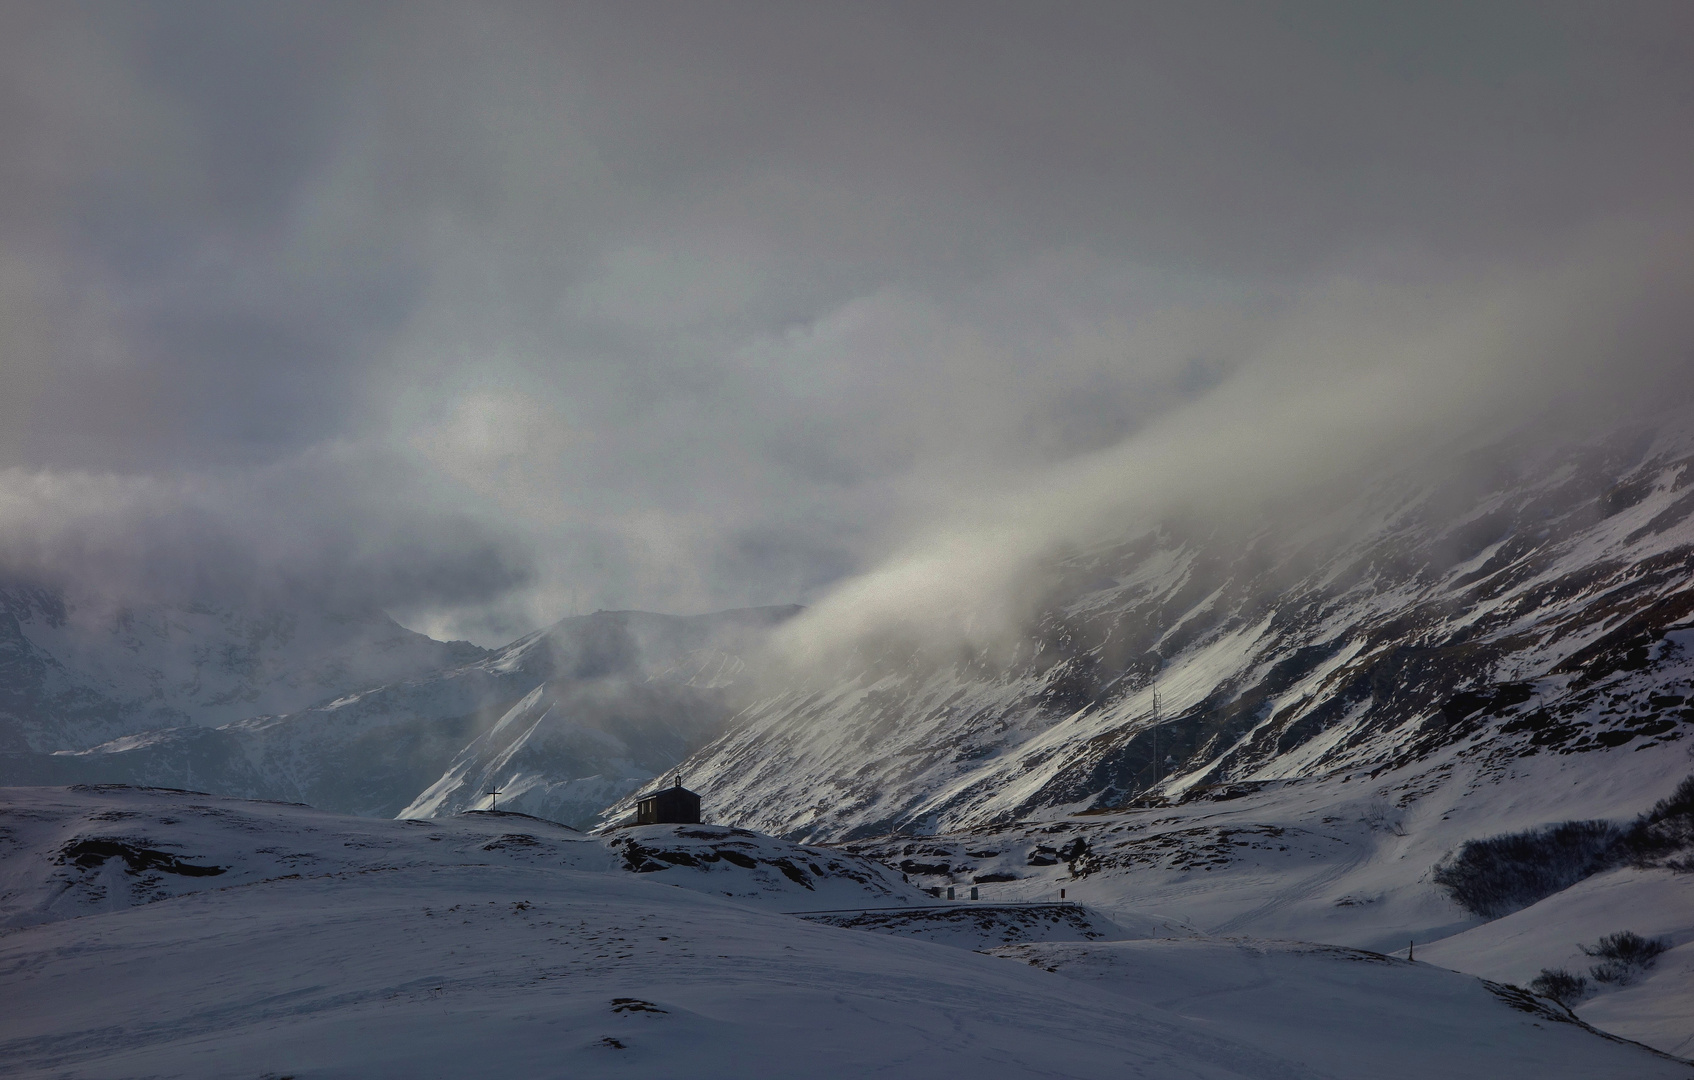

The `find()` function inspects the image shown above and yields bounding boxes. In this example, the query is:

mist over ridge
[775,226,1694,669]
[2,4,1691,645]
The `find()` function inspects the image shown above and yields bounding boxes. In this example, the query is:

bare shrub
[1432,820,1623,918]
[1529,968,1590,1006]
[1619,774,1694,866]
[1582,930,1669,985]
[1433,773,1694,919]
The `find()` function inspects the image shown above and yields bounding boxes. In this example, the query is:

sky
[1,1,1691,644]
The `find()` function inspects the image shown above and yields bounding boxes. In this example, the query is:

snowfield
[1,786,1687,1079]
[1418,866,1694,1057]
[987,936,1681,1080]
[831,736,1694,1055]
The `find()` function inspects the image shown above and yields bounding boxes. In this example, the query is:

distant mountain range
[0,587,488,753]
[0,600,798,825]
[9,418,1694,844]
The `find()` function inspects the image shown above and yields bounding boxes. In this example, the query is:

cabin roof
[638,783,700,802]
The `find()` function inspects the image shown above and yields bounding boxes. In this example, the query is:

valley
[3,422,1694,1070]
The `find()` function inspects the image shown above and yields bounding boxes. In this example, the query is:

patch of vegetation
[1582,930,1669,986]
[1617,774,1694,864]
[1434,774,1694,917]
[1432,821,1622,918]
[1528,968,1589,1007]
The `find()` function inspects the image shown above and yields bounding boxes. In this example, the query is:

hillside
[663,421,1694,840]
[0,785,1682,1079]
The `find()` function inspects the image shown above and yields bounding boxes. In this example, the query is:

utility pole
[485,788,503,812]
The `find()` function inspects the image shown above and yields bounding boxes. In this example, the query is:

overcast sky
[2,2,1691,643]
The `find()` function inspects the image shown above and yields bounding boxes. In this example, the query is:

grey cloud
[776,226,1694,667]
[0,448,534,618]
[1,2,1691,642]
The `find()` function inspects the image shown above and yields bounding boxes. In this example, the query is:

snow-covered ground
[1418,867,1694,1057]
[1,785,1686,1078]
[835,735,1694,1055]
[847,738,1692,947]
[988,936,1685,1080]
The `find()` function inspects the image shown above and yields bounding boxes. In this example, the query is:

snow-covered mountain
[396,679,727,827]
[0,606,798,823]
[0,584,487,752]
[664,420,1694,841]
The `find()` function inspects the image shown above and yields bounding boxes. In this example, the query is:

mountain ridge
[645,420,1694,841]
[0,584,488,753]
[0,605,800,824]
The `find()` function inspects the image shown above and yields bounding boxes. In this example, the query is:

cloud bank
[778,225,1694,664]
[1,3,1690,642]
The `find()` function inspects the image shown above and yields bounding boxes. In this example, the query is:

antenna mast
[1152,690,1163,784]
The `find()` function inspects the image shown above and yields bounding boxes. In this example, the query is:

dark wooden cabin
[636,777,701,825]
